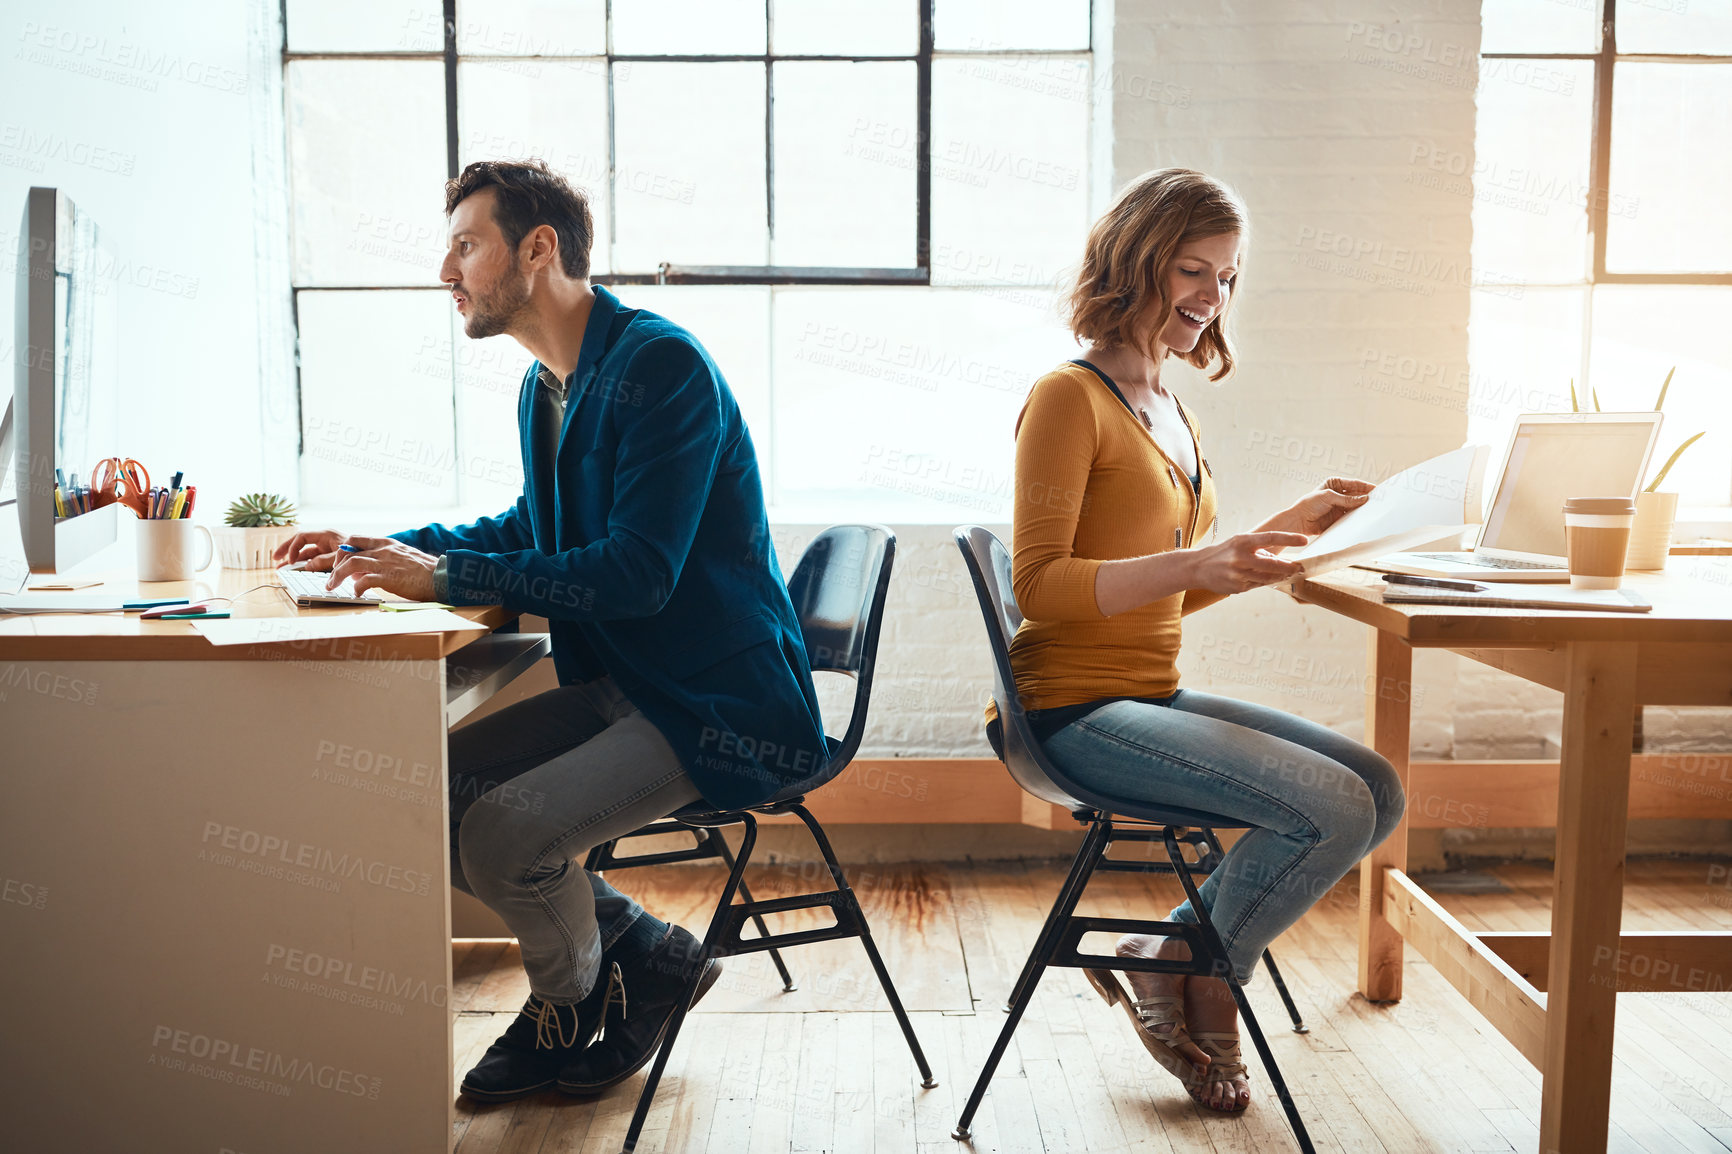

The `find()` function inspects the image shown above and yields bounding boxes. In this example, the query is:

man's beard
[460,265,530,340]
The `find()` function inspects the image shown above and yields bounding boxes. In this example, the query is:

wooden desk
[1291,567,1732,1154]
[0,568,546,1154]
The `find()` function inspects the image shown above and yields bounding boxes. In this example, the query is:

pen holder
[137,520,215,582]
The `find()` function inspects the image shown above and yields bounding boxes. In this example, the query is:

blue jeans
[1041,689,1404,981]
[447,677,701,1004]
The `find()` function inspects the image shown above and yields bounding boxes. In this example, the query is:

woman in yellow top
[1003,169,1404,1113]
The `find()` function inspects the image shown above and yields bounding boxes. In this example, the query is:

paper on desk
[1286,443,1492,577]
[0,593,127,613]
[190,608,487,646]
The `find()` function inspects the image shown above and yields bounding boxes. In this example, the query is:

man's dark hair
[445,159,593,280]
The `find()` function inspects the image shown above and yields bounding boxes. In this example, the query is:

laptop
[1363,411,1663,582]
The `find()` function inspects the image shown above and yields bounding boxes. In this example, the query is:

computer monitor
[0,187,119,573]
[1475,411,1663,563]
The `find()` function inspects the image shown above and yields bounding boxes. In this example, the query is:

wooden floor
[450,859,1732,1153]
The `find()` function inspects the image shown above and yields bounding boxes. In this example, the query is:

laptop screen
[1479,418,1657,559]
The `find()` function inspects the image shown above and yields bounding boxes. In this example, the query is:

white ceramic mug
[137,520,215,582]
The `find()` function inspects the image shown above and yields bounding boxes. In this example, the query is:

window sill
[1677,505,1732,541]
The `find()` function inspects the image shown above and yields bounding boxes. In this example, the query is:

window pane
[610,286,772,485]
[455,0,605,55]
[937,0,1089,51]
[1607,64,1732,273]
[771,287,1076,519]
[1480,0,1601,54]
[297,292,457,508]
[612,0,766,55]
[459,60,613,274]
[1466,287,1585,455]
[1471,59,1593,284]
[286,0,431,52]
[931,57,1091,287]
[613,63,767,269]
[1588,286,1732,505]
[449,331,530,516]
[1617,0,1732,55]
[773,0,916,55]
[287,61,448,286]
[772,62,917,268]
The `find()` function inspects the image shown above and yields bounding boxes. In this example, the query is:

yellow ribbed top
[988,361,1224,725]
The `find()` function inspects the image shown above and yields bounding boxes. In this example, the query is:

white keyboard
[276,566,384,605]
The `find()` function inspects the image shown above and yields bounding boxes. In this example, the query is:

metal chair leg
[953,819,1111,1140]
[617,816,762,1154]
[707,828,796,992]
[787,803,935,1086]
[999,817,1112,1014]
[1165,827,1316,1154]
[1260,947,1309,1033]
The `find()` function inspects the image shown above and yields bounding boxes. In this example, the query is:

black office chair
[949,526,1315,1152]
[583,524,935,1154]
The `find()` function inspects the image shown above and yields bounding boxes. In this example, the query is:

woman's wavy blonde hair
[1067,168,1248,382]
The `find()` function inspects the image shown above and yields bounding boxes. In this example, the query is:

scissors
[88,457,152,519]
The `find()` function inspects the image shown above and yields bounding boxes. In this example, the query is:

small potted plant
[1568,370,1704,570]
[213,492,300,569]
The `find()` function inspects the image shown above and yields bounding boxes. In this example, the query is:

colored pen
[338,544,361,552]
[182,485,196,517]
[169,489,186,519]
[126,598,190,612]
[1381,573,1488,592]
[169,470,183,490]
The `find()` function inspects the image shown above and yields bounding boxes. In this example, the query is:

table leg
[1539,641,1637,1154]
[1358,628,1413,1002]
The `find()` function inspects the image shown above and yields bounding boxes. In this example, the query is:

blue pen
[339,544,361,552]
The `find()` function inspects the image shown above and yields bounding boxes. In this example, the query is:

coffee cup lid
[1562,497,1637,515]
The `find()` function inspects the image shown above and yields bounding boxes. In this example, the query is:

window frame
[280,0,1096,519]
[1481,0,1732,287]
[1479,0,1732,514]
[279,0,1094,287]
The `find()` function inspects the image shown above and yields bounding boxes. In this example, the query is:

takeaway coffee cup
[1562,497,1636,590]
[137,519,215,582]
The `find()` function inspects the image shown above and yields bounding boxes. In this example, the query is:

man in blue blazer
[275,160,828,1102]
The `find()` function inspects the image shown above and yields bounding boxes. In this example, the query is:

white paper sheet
[1287,443,1492,577]
[191,608,488,646]
[0,594,128,614]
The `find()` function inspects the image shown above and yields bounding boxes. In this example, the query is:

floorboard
[441,860,1732,1153]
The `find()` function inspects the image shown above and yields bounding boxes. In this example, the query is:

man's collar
[573,284,620,385]
[534,284,619,397]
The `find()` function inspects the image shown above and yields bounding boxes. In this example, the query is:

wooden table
[1290,566,1732,1154]
[0,567,545,1154]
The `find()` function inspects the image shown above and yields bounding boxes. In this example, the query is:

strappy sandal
[1189,1031,1250,1113]
[1083,968,1204,1088]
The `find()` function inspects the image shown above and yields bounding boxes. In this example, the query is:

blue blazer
[393,286,828,810]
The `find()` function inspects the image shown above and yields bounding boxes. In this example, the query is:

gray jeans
[448,677,701,1004]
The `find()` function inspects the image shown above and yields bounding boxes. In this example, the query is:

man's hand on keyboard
[273,529,349,570]
[327,536,439,601]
